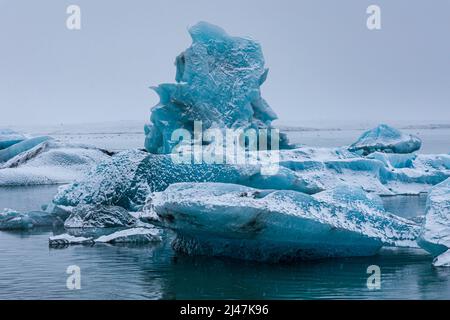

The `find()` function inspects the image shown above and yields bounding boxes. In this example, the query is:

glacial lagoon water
[1,185,450,300]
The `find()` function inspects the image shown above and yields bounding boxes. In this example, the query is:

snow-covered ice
[64,204,137,229]
[52,150,316,211]
[280,147,450,195]
[51,143,449,214]
[95,227,162,244]
[48,234,94,246]
[433,250,450,267]
[0,140,111,186]
[49,227,161,247]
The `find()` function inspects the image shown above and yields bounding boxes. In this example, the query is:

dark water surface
[1,185,449,300]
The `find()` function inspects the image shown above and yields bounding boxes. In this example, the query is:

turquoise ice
[53,150,316,211]
[0,129,26,150]
[349,124,421,155]
[145,21,290,154]
[0,136,52,163]
[145,182,419,262]
[0,208,62,230]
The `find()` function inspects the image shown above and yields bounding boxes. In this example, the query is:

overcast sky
[0,0,449,126]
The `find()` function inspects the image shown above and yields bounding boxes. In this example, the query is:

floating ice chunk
[148,182,419,262]
[349,124,421,155]
[48,227,161,247]
[49,234,94,247]
[64,205,137,228]
[0,140,111,186]
[0,129,26,150]
[53,149,148,209]
[0,136,52,163]
[0,209,62,230]
[417,178,450,261]
[433,250,450,267]
[43,203,74,221]
[95,227,162,244]
[145,21,290,154]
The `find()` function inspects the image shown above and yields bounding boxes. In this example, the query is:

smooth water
[1,186,449,300]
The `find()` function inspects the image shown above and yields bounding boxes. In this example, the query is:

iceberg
[94,227,162,244]
[49,227,161,247]
[417,178,450,265]
[145,21,290,154]
[64,205,137,229]
[0,209,63,230]
[0,140,111,186]
[348,124,421,155]
[0,129,26,150]
[53,149,148,209]
[49,234,94,247]
[433,250,450,267]
[145,182,419,262]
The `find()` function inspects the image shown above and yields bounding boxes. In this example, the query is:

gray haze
[0,0,449,126]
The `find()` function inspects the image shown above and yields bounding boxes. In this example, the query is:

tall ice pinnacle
[145,21,290,153]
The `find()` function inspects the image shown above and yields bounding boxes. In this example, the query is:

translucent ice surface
[0,208,62,230]
[145,21,290,154]
[146,182,419,262]
[0,129,26,150]
[53,150,314,211]
[349,124,421,155]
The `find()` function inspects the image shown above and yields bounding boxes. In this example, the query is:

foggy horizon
[1,0,449,126]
